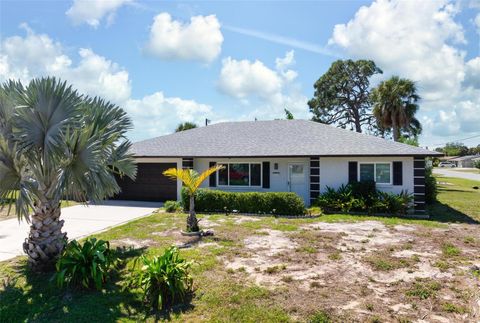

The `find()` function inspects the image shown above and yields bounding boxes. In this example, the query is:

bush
[474,160,480,170]
[181,188,306,215]
[425,166,437,204]
[372,190,413,215]
[315,182,413,215]
[125,246,193,310]
[164,200,182,213]
[53,238,116,290]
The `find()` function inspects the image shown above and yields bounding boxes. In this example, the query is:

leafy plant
[164,200,182,213]
[164,166,224,232]
[425,166,437,204]
[53,238,116,290]
[125,246,193,310]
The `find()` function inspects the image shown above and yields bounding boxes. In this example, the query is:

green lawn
[449,168,480,174]
[1,175,479,322]
[429,175,480,223]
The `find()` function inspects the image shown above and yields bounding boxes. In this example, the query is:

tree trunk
[392,119,400,142]
[187,194,199,232]
[23,201,67,271]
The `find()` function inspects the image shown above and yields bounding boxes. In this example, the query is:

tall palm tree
[371,76,421,141]
[0,77,136,270]
[163,165,223,232]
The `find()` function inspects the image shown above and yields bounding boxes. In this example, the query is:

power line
[430,133,480,147]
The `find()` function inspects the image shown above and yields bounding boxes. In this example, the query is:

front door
[288,163,307,199]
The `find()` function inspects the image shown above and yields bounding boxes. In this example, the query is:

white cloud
[329,0,466,101]
[0,26,214,140]
[125,92,212,138]
[218,57,283,101]
[328,0,480,146]
[0,25,131,104]
[66,0,132,28]
[218,51,308,120]
[464,57,480,89]
[145,13,223,63]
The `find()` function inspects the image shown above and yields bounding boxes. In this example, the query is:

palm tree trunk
[392,119,400,142]
[23,201,67,271]
[187,195,199,232]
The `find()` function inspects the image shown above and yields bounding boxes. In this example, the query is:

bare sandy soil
[111,214,480,321]
[220,218,480,322]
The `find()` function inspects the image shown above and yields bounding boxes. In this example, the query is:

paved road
[0,200,162,262]
[433,168,480,182]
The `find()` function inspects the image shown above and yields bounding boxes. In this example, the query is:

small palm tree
[0,77,136,270]
[163,165,223,232]
[371,76,421,141]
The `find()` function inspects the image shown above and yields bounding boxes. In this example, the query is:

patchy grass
[2,182,480,323]
[405,279,442,299]
[441,243,461,257]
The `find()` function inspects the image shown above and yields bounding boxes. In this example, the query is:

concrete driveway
[433,168,480,182]
[0,200,161,262]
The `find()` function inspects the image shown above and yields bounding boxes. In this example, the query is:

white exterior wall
[319,156,414,195]
[194,157,311,204]
[135,157,183,201]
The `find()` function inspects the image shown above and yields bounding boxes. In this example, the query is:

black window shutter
[209,162,217,187]
[393,161,403,186]
[262,162,270,188]
[348,161,358,183]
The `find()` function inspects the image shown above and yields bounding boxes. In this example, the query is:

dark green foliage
[425,167,437,204]
[315,182,413,215]
[164,200,182,213]
[181,188,306,215]
[474,160,480,170]
[371,190,413,215]
[53,238,116,290]
[175,122,197,132]
[124,246,193,310]
[309,59,382,133]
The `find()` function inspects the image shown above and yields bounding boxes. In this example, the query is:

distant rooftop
[131,119,441,158]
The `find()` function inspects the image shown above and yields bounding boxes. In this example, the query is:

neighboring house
[116,120,440,214]
[449,155,480,168]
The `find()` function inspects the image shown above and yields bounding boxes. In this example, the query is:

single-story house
[448,155,480,168]
[115,120,440,214]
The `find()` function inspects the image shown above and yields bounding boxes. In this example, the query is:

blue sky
[1,0,479,148]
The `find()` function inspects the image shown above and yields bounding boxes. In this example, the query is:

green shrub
[372,190,413,215]
[53,238,116,290]
[164,200,182,213]
[309,310,332,323]
[474,160,480,170]
[181,188,306,215]
[315,183,413,215]
[315,184,366,213]
[125,246,193,310]
[425,166,437,204]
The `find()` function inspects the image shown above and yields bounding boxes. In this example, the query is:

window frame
[217,162,263,187]
[358,162,392,185]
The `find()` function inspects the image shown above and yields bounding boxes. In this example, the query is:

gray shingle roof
[131,120,440,157]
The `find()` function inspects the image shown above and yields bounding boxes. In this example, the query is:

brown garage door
[114,163,177,201]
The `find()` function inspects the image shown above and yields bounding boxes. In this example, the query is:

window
[375,163,390,184]
[217,163,262,187]
[290,164,304,175]
[359,163,391,184]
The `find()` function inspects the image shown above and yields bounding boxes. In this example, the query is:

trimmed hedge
[181,188,306,215]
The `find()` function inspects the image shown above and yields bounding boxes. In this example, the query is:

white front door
[288,163,307,199]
